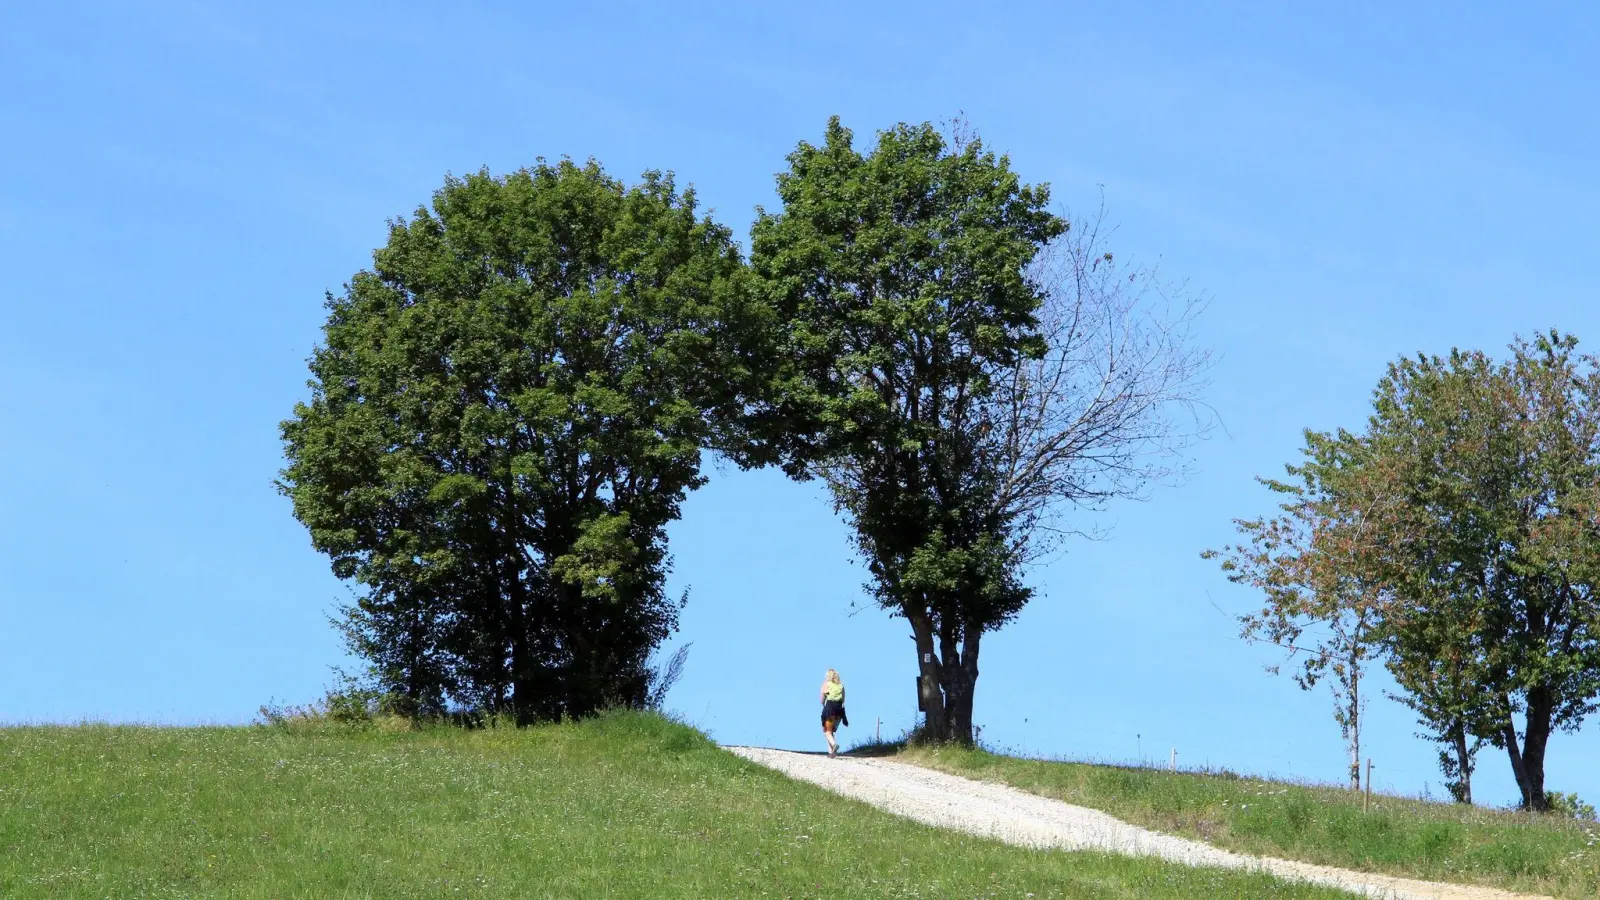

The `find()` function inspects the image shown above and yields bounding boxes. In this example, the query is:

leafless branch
[984,196,1214,563]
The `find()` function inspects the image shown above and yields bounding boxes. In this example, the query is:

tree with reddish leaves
[1206,431,1393,791]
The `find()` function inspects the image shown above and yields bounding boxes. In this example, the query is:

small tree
[1206,431,1390,790]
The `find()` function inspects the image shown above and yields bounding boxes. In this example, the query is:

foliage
[1205,432,1388,790]
[1545,792,1599,822]
[749,117,1063,745]
[1382,589,1489,805]
[1358,333,1600,811]
[1217,332,1600,811]
[279,160,764,724]
[751,118,1207,744]
[0,716,1356,899]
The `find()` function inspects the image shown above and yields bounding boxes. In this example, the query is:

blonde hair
[824,668,841,684]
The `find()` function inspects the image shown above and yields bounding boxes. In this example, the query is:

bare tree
[985,199,1214,564]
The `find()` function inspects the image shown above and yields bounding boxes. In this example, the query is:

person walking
[819,668,848,758]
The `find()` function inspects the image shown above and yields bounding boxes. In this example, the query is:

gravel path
[726,746,1552,900]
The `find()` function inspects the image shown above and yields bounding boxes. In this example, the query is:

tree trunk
[503,470,537,727]
[1451,723,1473,805]
[1500,718,1530,807]
[942,669,974,745]
[509,573,536,727]
[908,612,947,741]
[905,610,984,746]
[941,625,980,746]
[1497,691,1551,811]
[1345,648,1361,791]
[1345,716,1360,790]
[1521,690,1553,812]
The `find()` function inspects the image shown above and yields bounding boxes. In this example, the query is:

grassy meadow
[0,711,1358,899]
[894,743,1600,899]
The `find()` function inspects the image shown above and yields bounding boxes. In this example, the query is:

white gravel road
[726,747,1551,900]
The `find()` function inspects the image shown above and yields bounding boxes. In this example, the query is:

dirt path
[726,747,1552,900]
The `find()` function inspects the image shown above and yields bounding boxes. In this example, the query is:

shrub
[256,679,414,731]
[1544,791,1597,821]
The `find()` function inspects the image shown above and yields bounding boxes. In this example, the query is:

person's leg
[823,719,838,756]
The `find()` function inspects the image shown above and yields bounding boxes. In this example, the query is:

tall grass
[0,712,1357,898]
[897,743,1600,899]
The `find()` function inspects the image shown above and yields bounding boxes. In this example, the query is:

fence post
[1170,748,1177,772]
[1364,758,1374,812]
[876,717,881,743]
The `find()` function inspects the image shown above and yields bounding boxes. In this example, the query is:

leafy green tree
[751,119,1208,743]
[750,118,1062,743]
[280,160,762,724]
[1356,333,1600,810]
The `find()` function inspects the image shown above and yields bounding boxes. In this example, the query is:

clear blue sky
[3,1,1597,809]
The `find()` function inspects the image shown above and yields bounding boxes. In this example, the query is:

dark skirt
[821,699,847,727]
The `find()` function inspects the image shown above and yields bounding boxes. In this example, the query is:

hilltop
[0,712,1356,899]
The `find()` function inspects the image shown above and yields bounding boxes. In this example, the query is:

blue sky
[2,1,1597,808]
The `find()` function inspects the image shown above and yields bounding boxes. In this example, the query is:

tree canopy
[281,119,1209,744]
[279,160,763,723]
[749,118,1064,743]
[751,119,1208,744]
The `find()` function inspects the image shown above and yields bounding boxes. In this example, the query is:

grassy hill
[895,742,1600,899]
[0,712,1361,899]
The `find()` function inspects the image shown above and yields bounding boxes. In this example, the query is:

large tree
[280,160,763,723]
[1359,333,1600,810]
[752,119,1208,743]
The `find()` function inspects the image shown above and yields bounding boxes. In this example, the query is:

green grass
[893,743,1600,899]
[0,712,1363,899]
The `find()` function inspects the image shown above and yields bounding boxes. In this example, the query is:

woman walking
[819,668,847,758]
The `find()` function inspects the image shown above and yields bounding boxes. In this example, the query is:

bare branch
[983,197,1214,563]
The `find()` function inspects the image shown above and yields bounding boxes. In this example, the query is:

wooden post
[876,717,881,743]
[1364,758,1374,812]
[1170,748,1177,772]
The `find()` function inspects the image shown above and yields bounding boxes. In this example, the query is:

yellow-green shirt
[823,682,844,702]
